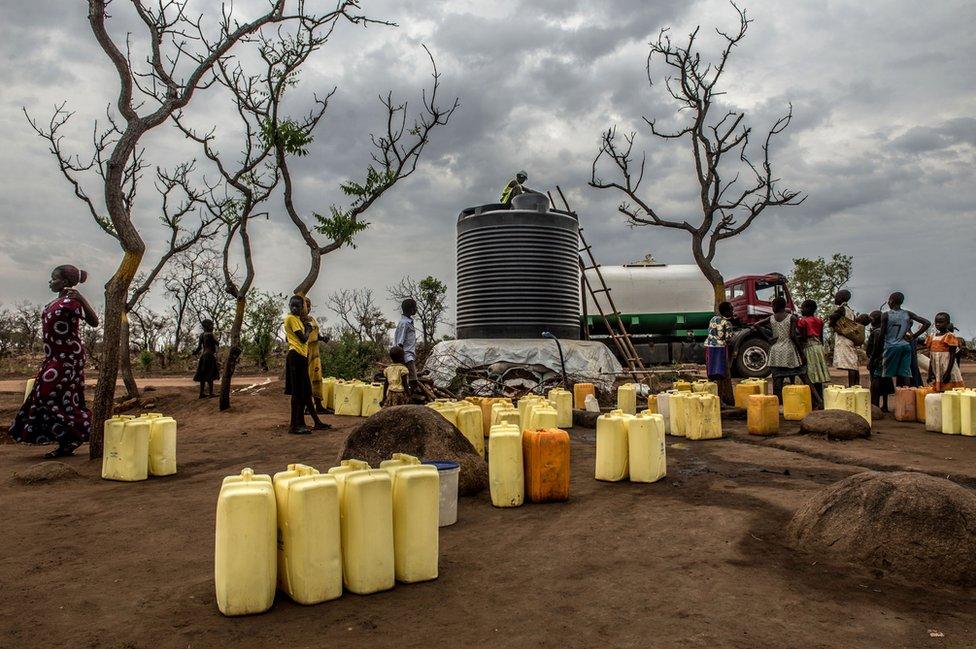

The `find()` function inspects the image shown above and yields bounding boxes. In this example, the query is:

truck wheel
[735,338,771,378]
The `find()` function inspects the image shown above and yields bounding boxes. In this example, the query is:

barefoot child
[924,312,964,392]
[866,310,894,412]
[192,319,219,399]
[797,300,828,408]
[382,346,411,407]
[283,295,330,434]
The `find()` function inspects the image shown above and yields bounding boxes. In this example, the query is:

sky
[1,0,974,336]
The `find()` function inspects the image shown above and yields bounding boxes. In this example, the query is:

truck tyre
[735,337,771,378]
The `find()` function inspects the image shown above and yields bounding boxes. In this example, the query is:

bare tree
[12,302,42,354]
[327,288,391,344]
[590,2,805,306]
[118,163,217,398]
[162,245,215,355]
[173,48,281,411]
[388,275,449,347]
[263,33,458,296]
[24,0,378,457]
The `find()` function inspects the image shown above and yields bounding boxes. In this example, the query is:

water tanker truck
[583,259,795,377]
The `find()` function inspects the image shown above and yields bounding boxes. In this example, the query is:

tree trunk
[293,247,321,297]
[120,311,139,399]
[218,297,246,411]
[90,250,142,459]
[691,237,726,310]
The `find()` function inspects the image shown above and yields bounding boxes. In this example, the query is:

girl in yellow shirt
[283,295,330,434]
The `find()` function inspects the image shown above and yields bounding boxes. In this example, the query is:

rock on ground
[339,405,487,496]
[799,409,870,440]
[788,471,976,586]
[12,462,81,485]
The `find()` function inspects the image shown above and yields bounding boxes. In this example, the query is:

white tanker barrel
[583,264,715,337]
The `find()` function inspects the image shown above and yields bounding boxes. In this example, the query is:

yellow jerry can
[380,453,422,474]
[528,403,559,431]
[595,410,631,481]
[361,383,384,417]
[783,384,813,421]
[547,388,574,428]
[333,467,395,595]
[628,412,666,483]
[686,394,722,440]
[148,416,177,477]
[673,380,692,392]
[322,377,337,409]
[517,395,545,427]
[960,391,976,437]
[747,395,779,436]
[617,383,637,415]
[734,381,763,408]
[692,380,718,396]
[214,468,276,616]
[391,464,440,583]
[823,384,845,411]
[334,381,364,417]
[488,424,524,507]
[272,464,342,605]
[942,390,962,435]
[101,417,150,482]
[669,392,692,437]
[455,402,485,457]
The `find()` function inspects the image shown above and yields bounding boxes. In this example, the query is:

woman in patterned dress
[9,265,99,457]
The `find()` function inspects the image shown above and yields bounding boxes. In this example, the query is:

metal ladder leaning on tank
[548,186,648,384]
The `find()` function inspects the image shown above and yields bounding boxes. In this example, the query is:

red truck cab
[724,273,795,326]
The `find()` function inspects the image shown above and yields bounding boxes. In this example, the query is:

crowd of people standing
[705,288,966,411]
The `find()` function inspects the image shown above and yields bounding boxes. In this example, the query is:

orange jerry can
[893,387,916,422]
[747,395,779,436]
[522,428,570,503]
[914,386,933,423]
[573,383,596,410]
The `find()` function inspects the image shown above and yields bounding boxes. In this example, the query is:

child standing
[283,295,330,434]
[797,300,829,408]
[382,346,411,407]
[395,298,419,381]
[924,312,964,392]
[866,310,894,411]
[192,319,220,399]
[880,292,931,388]
[753,297,813,401]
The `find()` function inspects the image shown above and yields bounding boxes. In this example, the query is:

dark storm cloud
[1,0,974,336]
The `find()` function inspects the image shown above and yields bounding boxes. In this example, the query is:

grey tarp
[424,339,622,392]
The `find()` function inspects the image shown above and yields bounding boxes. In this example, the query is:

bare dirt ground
[1,376,975,648]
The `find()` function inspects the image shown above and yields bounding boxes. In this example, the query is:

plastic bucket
[423,460,460,527]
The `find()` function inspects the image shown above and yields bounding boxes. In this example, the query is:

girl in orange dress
[924,312,964,392]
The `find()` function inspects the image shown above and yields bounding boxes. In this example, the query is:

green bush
[320,331,386,380]
[138,349,154,373]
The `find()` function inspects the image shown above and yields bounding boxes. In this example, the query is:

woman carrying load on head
[9,265,99,458]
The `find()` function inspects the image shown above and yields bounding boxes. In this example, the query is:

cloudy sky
[2,0,974,336]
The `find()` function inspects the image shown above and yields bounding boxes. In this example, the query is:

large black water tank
[456,194,580,339]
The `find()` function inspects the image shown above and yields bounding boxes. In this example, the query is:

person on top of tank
[500,170,528,207]
[9,265,99,458]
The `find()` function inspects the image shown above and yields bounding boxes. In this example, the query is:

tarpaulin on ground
[424,338,622,392]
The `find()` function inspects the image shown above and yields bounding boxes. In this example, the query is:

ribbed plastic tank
[456,193,580,339]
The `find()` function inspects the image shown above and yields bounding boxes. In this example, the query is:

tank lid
[510,192,550,212]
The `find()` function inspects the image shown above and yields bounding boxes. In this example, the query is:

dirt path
[0,375,276,393]
[0,387,973,649]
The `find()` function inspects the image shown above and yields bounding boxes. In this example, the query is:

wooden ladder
[549,186,648,383]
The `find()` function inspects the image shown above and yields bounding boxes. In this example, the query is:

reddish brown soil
[1,385,975,649]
